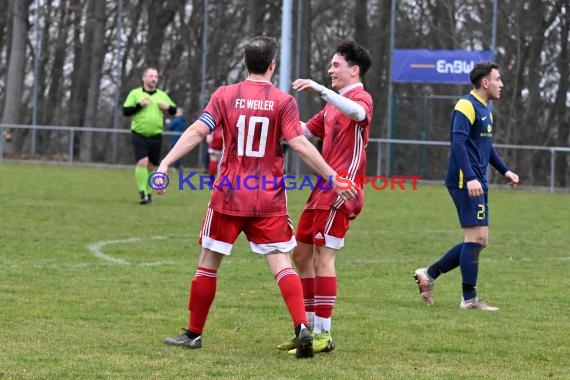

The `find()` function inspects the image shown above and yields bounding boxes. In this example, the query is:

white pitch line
[87,236,182,266]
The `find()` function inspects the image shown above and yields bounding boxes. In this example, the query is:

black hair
[244,36,279,74]
[336,38,372,77]
[470,62,499,88]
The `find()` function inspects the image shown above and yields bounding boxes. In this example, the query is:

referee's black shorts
[131,131,162,166]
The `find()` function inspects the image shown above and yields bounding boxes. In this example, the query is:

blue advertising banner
[392,49,494,84]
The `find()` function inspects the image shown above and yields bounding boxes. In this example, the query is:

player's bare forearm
[160,121,209,169]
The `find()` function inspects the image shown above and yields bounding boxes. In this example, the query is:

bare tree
[80,0,106,161]
[41,0,69,127]
[144,0,177,68]
[0,0,9,105]
[68,1,90,128]
[1,0,30,155]
[553,0,570,186]
[296,0,315,121]
[2,0,28,125]
[247,0,266,37]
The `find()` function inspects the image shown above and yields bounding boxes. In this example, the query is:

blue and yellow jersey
[445,90,494,190]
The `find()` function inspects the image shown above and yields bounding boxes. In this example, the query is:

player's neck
[473,88,489,103]
[247,73,272,83]
[338,82,363,95]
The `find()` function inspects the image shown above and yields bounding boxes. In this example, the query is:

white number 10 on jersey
[236,115,269,157]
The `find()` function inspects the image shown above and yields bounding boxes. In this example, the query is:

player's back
[205,79,302,216]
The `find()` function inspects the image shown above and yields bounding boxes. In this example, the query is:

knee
[292,249,311,268]
[472,235,488,248]
[465,227,489,249]
[314,249,336,274]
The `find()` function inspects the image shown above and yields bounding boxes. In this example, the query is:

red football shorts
[199,207,296,255]
[295,208,350,249]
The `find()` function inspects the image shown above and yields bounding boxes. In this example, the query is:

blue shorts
[447,187,488,228]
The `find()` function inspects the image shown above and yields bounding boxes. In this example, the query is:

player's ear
[269,59,276,72]
[351,64,360,78]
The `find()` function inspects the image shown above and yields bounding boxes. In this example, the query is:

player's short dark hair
[336,38,372,77]
[244,36,278,74]
[470,62,499,88]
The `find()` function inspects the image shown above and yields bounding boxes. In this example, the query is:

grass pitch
[0,162,569,379]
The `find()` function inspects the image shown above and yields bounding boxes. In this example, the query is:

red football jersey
[208,123,223,151]
[305,84,373,218]
[204,79,303,216]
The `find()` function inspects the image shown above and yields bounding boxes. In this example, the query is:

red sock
[208,159,218,177]
[301,277,315,313]
[315,276,336,319]
[187,267,217,334]
[276,268,307,328]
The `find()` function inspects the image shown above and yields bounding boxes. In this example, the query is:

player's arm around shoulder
[292,79,366,122]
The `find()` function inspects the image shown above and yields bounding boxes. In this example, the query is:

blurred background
[0,0,568,189]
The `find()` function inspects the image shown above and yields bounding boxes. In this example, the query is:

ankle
[185,330,201,339]
[294,323,308,337]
